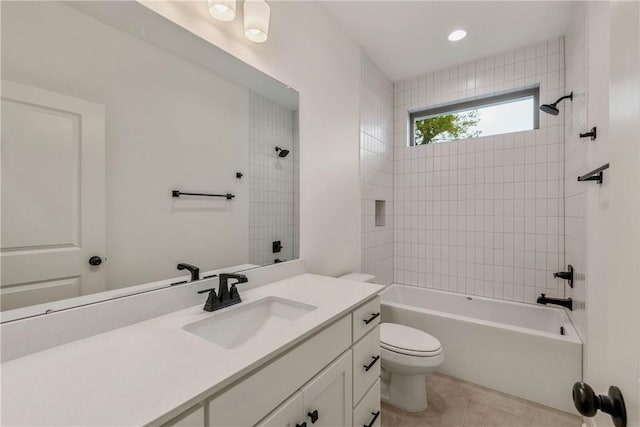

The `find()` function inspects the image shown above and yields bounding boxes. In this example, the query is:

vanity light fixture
[244,0,270,43]
[208,0,236,22]
[448,29,467,42]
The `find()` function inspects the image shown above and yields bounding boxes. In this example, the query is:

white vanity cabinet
[256,352,353,427]
[164,296,381,427]
[350,297,381,427]
[164,405,206,427]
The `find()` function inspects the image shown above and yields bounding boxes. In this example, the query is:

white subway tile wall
[249,92,297,266]
[360,52,394,285]
[393,38,566,303]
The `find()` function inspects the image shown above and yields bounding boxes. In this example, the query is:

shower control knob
[89,256,103,266]
[572,382,627,427]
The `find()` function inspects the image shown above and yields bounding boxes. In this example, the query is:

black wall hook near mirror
[579,127,597,140]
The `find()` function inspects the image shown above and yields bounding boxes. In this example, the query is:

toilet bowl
[380,322,444,412]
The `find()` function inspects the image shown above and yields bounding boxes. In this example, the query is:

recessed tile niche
[375,200,386,227]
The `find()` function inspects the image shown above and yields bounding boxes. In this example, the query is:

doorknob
[573,382,626,427]
[88,256,103,266]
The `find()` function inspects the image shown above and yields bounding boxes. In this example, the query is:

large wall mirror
[0,1,299,319]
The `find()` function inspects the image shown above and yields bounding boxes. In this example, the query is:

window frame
[409,86,540,146]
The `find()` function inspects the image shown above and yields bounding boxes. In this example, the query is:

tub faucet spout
[537,293,573,311]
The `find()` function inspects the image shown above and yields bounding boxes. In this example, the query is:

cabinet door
[163,405,205,427]
[301,351,353,427]
[255,391,305,427]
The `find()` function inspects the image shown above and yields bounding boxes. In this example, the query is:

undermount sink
[183,297,317,349]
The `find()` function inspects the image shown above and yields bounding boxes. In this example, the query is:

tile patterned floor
[381,373,582,427]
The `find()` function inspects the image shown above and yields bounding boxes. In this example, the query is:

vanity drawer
[208,315,350,426]
[352,325,380,405]
[352,296,380,343]
[353,379,381,427]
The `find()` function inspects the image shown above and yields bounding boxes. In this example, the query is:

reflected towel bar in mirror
[577,163,609,185]
[172,190,235,200]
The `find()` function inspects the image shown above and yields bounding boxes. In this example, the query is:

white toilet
[338,273,444,412]
[380,323,444,412]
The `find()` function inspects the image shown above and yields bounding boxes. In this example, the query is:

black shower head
[540,92,573,116]
[540,103,560,116]
[275,147,290,158]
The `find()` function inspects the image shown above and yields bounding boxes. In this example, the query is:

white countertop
[1,274,383,426]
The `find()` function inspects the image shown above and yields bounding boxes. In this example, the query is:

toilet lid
[380,323,442,355]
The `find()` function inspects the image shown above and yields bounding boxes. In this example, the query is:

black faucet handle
[229,284,241,300]
[197,287,217,294]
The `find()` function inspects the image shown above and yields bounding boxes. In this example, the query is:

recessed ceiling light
[208,0,236,22]
[448,29,467,42]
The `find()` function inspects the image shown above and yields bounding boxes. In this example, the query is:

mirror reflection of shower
[275,146,290,158]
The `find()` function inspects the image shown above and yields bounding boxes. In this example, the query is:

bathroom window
[409,87,539,146]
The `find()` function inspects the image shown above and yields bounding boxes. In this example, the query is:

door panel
[301,351,352,427]
[1,100,80,248]
[255,391,304,427]
[1,80,106,311]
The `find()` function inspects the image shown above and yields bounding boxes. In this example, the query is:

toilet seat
[380,323,442,357]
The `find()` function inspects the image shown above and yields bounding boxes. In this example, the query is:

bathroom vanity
[0,272,383,426]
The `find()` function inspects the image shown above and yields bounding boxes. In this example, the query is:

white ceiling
[322,1,577,82]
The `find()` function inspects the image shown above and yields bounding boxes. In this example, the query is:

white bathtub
[380,284,582,413]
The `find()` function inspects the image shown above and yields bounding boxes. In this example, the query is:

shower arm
[552,92,573,106]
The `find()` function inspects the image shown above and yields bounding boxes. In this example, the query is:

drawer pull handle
[363,355,380,372]
[364,411,380,427]
[296,423,307,427]
[363,312,380,325]
[307,410,319,424]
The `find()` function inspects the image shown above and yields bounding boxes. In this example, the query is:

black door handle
[573,382,626,427]
[89,256,102,266]
[363,355,380,372]
[364,411,380,427]
[307,410,319,424]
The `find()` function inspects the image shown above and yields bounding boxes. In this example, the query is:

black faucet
[197,273,248,312]
[553,265,574,288]
[537,293,573,311]
[177,263,200,281]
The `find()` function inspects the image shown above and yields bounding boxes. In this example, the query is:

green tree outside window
[413,110,481,145]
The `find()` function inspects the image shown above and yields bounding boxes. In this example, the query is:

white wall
[393,39,567,303]
[141,1,362,277]
[2,1,250,289]
[248,92,296,265]
[360,52,394,285]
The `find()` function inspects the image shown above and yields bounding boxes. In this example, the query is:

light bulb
[244,0,270,43]
[208,0,236,22]
[448,29,467,42]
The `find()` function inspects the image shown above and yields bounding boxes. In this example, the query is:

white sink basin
[183,297,317,349]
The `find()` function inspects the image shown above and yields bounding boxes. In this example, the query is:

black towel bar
[577,163,609,185]
[172,190,235,200]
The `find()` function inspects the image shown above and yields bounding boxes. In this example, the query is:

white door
[301,351,352,427]
[1,80,106,311]
[580,2,640,426]
[604,2,640,425]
